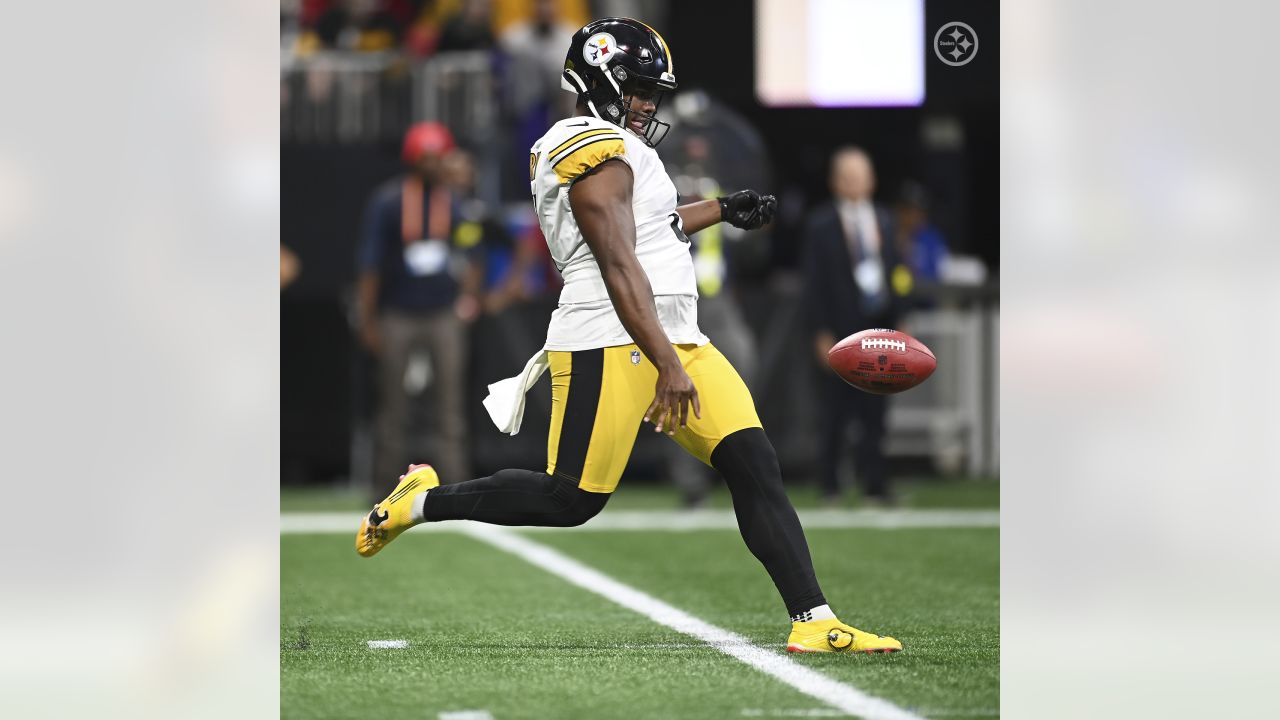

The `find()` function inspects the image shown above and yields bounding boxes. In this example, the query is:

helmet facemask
[618,78,672,148]
[581,74,673,148]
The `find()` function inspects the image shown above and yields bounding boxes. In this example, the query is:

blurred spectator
[648,94,775,506]
[802,147,904,505]
[404,0,449,57]
[499,0,574,69]
[483,222,560,314]
[893,180,950,288]
[293,0,393,54]
[491,0,588,35]
[500,0,577,118]
[281,245,301,289]
[294,0,348,53]
[288,0,445,56]
[661,90,776,277]
[438,0,495,52]
[664,134,761,508]
[356,122,481,497]
[438,147,522,311]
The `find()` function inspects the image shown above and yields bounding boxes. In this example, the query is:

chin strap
[563,65,667,145]
[585,85,626,125]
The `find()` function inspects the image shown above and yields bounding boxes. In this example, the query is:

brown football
[827,328,937,395]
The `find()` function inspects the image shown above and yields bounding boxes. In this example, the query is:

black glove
[718,190,777,230]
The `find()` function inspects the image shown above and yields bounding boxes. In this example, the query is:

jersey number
[669,213,691,244]
[529,152,540,197]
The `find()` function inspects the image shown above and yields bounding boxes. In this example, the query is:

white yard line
[741,710,849,717]
[742,711,998,719]
[280,508,998,534]
[455,523,926,720]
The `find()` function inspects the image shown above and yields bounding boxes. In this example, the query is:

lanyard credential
[400,176,451,244]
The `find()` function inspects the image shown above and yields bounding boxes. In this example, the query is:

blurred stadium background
[280,0,999,506]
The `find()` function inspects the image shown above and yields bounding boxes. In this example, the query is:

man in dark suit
[802,147,904,504]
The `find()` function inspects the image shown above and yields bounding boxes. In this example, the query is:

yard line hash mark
[457,523,926,720]
[438,711,494,720]
[366,639,408,649]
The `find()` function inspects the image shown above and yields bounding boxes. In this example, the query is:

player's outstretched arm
[677,190,778,235]
[569,160,700,434]
[674,199,722,235]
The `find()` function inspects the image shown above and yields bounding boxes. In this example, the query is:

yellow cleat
[786,618,903,654]
[355,464,439,557]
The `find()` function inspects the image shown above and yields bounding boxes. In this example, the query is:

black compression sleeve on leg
[420,469,609,527]
[711,428,827,617]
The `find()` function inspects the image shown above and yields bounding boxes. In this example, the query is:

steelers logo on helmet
[583,32,618,66]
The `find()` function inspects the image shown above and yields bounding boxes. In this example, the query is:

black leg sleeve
[711,428,827,617]
[420,469,609,527]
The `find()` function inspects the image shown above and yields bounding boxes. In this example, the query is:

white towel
[482,350,550,435]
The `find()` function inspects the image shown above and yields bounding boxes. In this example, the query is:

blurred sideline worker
[483,222,561,314]
[893,180,950,285]
[438,146,560,315]
[356,18,903,656]
[802,147,904,505]
[664,133,759,508]
[355,122,481,499]
[439,147,514,304]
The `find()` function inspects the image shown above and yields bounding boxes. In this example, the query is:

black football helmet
[561,17,677,147]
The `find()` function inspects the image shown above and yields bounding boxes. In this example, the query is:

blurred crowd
[283,0,587,59]
[281,2,988,507]
[324,118,959,507]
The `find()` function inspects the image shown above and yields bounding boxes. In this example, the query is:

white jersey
[529,116,707,350]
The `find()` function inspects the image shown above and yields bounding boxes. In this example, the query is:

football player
[356,17,901,655]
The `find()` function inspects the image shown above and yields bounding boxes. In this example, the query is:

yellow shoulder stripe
[549,127,621,163]
[553,137,626,184]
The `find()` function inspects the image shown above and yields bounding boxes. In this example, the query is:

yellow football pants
[545,343,763,494]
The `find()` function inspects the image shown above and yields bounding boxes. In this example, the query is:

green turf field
[281,477,1000,513]
[281,485,998,719]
